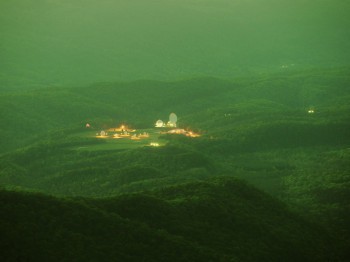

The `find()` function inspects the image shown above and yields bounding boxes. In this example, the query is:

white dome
[155,120,164,127]
[169,113,177,123]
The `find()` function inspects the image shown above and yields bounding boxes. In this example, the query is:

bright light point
[155,120,164,127]
[150,142,160,147]
[308,109,315,114]
[167,128,200,137]
[139,132,149,138]
[131,134,141,140]
[96,131,108,138]
[167,121,176,127]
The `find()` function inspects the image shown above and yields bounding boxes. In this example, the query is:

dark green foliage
[1,0,350,260]
[1,68,350,153]
[0,178,334,262]
[0,190,216,262]
[0,139,215,197]
[281,148,350,260]
[1,69,350,260]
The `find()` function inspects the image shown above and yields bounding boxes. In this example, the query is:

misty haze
[1,0,350,261]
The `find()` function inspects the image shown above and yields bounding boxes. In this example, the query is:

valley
[1,68,350,261]
[1,0,350,260]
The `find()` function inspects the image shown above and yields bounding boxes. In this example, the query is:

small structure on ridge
[155,120,164,127]
[167,113,177,127]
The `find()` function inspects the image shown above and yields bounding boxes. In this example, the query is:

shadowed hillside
[1,68,350,153]
[0,177,335,262]
[1,69,350,260]
[1,0,350,260]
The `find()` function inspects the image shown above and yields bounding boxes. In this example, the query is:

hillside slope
[1,70,349,260]
[1,68,350,153]
[0,177,334,262]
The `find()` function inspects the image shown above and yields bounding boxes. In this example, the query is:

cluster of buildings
[155,113,178,128]
[95,125,150,140]
[92,113,200,141]
[165,129,200,138]
[155,113,199,137]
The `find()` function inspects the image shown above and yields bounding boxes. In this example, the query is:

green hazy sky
[1,0,349,87]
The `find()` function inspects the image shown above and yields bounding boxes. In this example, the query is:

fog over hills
[1,1,350,261]
[1,0,349,88]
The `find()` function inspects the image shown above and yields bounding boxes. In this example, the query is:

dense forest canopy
[1,69,350,260]
[1,0,350,261]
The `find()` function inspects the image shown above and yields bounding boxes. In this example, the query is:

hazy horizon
[1,0,350,88]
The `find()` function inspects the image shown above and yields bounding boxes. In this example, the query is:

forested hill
[0,177,334,262]
[1,0,350,260]
[1,68,350,153]
[1,69,350,260]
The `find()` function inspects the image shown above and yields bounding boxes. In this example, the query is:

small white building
[155,120,164,127]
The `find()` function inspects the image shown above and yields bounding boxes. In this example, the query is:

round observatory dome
[169,113,177,123]
[168,113,177,127]
[155,120,164,127]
